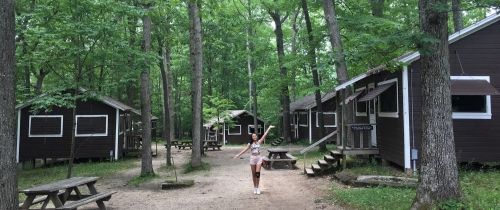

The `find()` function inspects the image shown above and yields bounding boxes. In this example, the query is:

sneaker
[256,188,261,195]
[253,188,257,194]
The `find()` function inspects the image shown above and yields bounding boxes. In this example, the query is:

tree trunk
[291,9,300,103]
[140,12,154,175]
[188,0,203,167]
[270,10,291,143]
[370,0,385,17]
[412,0,461,208]
[323,0,350,146]
[159,41,175,166]
[127,17,137,107]
[302,0,326,149]
[246,0,258,131]
[452,0,463,32]
[35,68,47,95]
[0,0,18,208]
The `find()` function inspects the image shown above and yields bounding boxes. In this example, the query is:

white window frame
[316,112,337,127]
[247,124,263,134]
[75,115,108,137]
[378,78,399,118]
[29,115,64,138]
[451,76,492,120]
[227,125,242,135]
[298,112,308,127]
[355,87,368,117]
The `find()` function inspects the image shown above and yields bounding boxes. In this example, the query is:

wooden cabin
[290,91,337,143]
[15,90,158,163]
[335,13,500,172]
[204,110,265,145]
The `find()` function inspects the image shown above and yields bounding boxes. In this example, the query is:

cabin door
[368,83,377,147]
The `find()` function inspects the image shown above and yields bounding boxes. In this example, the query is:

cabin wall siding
[409,20,500,163]
[354,71,405,167]
[19,100,117,161]
[224,114,265,145]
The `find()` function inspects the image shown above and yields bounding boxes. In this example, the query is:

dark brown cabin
[204,110,266,145]
[335,13,500,172]
[15,90,158,163]
[289,91,337,143]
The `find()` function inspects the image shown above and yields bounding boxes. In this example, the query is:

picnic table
[263,148,297,169]
[177,141,192,150]
[19,176,115,210]
[203,140,222,151]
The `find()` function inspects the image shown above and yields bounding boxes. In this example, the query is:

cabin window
[355,87,367,116]
[316,112,337,127]
[29,115,64,137]
[248,125,263,134]
[378,79,399,118]
[298,112,308,127]
[451,76,492,119]
[227,125,242,135]
[75,115,108,137]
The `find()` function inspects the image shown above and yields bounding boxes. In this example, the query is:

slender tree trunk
[302,0,326,149]
[0,0,18,208]
[323,0,350,147]
[270,10,291,143]
[290,9,300,103]
[140,11,154,175]
[189,0,203,167]
[159,41,175,166]
[246,0,258,130]
[452,0,463,32]
[35,68,47,95]
[370,0,385,17]
[412,0,461,208]
[127,17,137,107]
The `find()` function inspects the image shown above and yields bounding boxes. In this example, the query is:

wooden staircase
[271,137,284,146]
[304,149,343,176]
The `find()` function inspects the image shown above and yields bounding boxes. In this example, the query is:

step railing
[299,131,337,172]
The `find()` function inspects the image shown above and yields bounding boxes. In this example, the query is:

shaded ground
[82,145,341,210]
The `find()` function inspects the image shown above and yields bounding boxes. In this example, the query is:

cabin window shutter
[451,76,496,119]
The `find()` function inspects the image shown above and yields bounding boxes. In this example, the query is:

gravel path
[81,145,341,210]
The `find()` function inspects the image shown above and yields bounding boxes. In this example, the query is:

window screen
[76,115,108,136]
[29,116,63,137]
[379,84,398,113]
[452,95,486,113]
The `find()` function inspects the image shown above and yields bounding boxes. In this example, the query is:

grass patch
[332,186,415,210]
[127,173,158,187]
[18,158,136,200]
[330,161,500,210]
[183,161,210,174]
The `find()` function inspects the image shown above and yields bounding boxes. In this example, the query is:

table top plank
[20,177,99,194]
[267,148,289,153]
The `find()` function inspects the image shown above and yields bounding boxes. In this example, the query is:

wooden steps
[304,168,315,176]
[318,160,328,166]
[324,155,335,162]
[271,137,284,146]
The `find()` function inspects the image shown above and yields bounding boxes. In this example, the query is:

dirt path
[82,146,341,210]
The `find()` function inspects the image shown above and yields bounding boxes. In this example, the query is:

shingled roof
[290,90,336,112]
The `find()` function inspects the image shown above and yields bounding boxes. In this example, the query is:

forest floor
[79,145,341,210]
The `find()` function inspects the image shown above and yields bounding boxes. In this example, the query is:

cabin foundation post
[342,155,347,169]
[381,159,389,167]
[31,159,36,169]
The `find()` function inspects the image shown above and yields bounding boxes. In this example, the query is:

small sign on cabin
[350,124,373,131]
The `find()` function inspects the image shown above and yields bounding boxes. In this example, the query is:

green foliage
[332,186,415,210]
[203,96,236,129]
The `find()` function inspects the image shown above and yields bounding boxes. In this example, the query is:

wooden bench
[285,153,298,165]
[56,191,116,210]
[262,156,296,169]
[204,144,222,151]
[19,191,65,208]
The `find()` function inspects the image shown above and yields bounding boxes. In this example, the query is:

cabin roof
[290,90,336,112]
[203,110,264,127]
[335,13,500,91]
